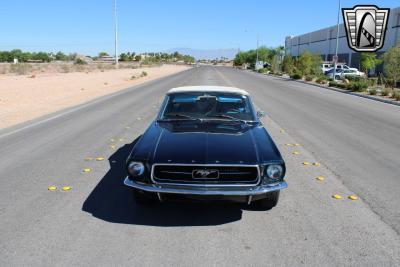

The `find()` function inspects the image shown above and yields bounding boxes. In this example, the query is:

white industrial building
[285,6,399,70]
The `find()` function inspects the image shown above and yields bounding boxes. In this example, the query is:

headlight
[265,164,283,180]
[127,161,145,177]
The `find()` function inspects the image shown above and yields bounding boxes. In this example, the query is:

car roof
[167,86,250,96]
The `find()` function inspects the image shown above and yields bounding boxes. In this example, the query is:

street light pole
[114,0,118,66]
[333,0,341,80]
[255,34,259,68]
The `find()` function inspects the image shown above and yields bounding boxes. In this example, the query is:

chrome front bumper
[124,177,287,196]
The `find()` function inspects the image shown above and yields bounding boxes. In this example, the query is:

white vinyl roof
[167,86,250,96]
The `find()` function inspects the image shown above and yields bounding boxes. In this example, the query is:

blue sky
[0,0,398,55]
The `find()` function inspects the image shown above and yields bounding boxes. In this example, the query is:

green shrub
[315,75,327,84]
[305,75,314,81]
[291,73,302,80]
[392,90,400,101]
[345,75,361,82]
[347,81,368,92]
[381,88,391,96]
[257,68,268,74]
[368,77,378,87]
[328,81,347,89]
[74,58,87,65]
[328,81,338,87]
[141,71,147,76]
[368,88,377,95]
[382,47,400,88]
[282,55,295,75]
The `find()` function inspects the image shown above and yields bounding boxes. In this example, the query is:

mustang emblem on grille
[192,169,219,179]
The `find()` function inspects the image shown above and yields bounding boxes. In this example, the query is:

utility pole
[114,0,118,66]
[255,33,260,70]
[333,0,341,80]
[256,34,259,67]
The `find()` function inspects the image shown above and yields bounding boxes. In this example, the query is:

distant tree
[271,55,280,73]
[119,53,130,61]
[233,52,246,66]
[55,51,68,61]
[98,52,109,57]
[282,55,295,75]
[382,47,400,88]
[173,51,180,58]
[74,58,87,65]
[311,53,323,76]
[360,52,381,75]
[32,52,51,62]
[297,51,313,76]
[68,53,78,61]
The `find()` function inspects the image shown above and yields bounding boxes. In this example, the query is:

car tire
[254,190,280,210]
[132,189,158,205]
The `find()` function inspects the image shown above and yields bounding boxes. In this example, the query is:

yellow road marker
[292,151,300,155]
[125,126,130,129]
[109,144,116,149]
[96,157,105,161]
[84,157,93,161]
[110,138,115,142]
[316,176,325,181]
[48,186,57,191]
[313,162,321,167]
[332,194,342,199]
[294,143,301,146]
[62,186,72,191]
[83,168,91,173]
[285,143,293,146]
[303,161,310,166]
[118,138,125,142]
[348,195,358,200]
[280,129,285,133]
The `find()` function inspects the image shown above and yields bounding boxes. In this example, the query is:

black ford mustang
[124,86,287,209]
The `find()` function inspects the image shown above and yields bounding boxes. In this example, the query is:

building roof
[167,86,249,95]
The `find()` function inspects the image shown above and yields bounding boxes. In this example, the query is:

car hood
[130,121,283,165]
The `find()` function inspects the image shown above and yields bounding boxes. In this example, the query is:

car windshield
[161,92,256,121]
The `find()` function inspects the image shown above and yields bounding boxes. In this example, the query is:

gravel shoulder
[0,64,189,129]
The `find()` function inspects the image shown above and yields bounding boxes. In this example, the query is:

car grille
[152,164,259,185]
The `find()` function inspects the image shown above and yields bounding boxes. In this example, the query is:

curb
[254,71,400,107]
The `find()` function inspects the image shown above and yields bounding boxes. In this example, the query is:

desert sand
[0,64,189,129]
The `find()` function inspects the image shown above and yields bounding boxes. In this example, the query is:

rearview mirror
[257,111,265,118]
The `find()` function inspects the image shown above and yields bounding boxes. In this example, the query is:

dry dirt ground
[0,64,189,129]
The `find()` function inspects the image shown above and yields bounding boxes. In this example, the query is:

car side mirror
[257,111,265,118]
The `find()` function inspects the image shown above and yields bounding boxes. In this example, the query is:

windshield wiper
[157,114,201,122]
[205,114,254,124]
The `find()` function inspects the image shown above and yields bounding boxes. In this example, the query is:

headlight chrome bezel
[262,164,284,184]
[127,161,145,177]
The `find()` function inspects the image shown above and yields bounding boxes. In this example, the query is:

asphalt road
[1,66,399,266]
